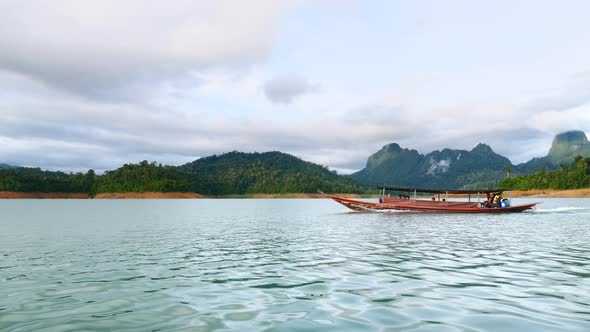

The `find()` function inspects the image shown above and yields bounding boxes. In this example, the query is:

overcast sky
[1,0,590,173]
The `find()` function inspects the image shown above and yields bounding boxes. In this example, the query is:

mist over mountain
[0,163,16,169]
[351,130,590,189]
[516,130,590,172]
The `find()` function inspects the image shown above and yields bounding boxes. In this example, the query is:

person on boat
[482,192,492,208]
[492,192,502,208]
[487,192,498,207]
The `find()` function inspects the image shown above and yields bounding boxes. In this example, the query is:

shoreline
[0,191,372,199]
[509,189,590,198]
[1,189,589,199]
[0,192,89,199]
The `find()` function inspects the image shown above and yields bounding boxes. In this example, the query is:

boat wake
[346,207,416,214]
[372,209,417,214]
[535,207,587,213]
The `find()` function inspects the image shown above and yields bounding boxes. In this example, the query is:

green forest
[0,167,95,193]
[179,151,366,195]
[499,156,590,190]
[0,152,368,196]
[3,151,590,197]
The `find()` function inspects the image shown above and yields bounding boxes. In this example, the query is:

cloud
[0,70,584,174]
[0,0,296,100]
[263,74,319,103]
[1,2,589,175]
[524,71,590,113]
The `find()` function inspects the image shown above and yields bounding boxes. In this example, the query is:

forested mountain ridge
[350,142,511,189]
[516,130,590,172]
[351,130,590,189]
[178,151,367,195]
[0,167,96,193]
[95,161,191,194]
[0,152,368,196]
[500,156,590,190]
[1,130,589,195]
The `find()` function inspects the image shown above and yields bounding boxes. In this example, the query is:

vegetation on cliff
[3,131,589,196]
[351,131,590,189]
[350,142,512,189]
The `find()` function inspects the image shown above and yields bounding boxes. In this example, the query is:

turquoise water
[1,198,590,331]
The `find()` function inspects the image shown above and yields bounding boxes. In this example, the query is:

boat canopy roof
[377,185,509,195]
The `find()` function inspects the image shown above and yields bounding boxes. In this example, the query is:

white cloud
[0,0,297,100]
[1,1,589,174]
[263,73,319,103]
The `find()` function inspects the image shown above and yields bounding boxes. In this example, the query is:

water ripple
[1,198,590,331]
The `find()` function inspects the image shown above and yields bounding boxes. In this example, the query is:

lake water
[1,198,590,331]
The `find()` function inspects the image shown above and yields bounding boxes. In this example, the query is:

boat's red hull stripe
[325,195,537,213]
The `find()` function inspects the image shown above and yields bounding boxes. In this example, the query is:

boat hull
[324,194,537,213]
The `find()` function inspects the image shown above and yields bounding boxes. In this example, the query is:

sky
[1,0,590,174]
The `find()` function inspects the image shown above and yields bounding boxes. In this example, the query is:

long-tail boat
[322,186,538,213]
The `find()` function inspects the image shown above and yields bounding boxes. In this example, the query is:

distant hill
[547,130,590,163]
[95,161,190,194]
[516,130,590,172]
[350,143,509,189]
[178,151,367,195]
[2,130,589,195]
[501,156,590,190]
[0,167,94,193]
[0,152,368,196]
[351,130,590,189]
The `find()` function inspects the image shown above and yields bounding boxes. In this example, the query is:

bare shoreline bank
[1,189,589,199]
[0,191,370,199]
[509,189,590,198]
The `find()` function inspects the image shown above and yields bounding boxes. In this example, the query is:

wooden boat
[322,186,539,213]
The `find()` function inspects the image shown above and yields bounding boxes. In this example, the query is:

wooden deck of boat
[382,197,481,208]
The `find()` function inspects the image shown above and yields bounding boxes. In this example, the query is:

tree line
[0,155,368,196]
[0,161,190,196]
[499,156,590,190]
[3,154,590,196]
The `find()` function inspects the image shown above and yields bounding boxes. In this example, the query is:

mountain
[96,161,189,194]
[500,155,590,191]
[351,143,511,189]
[3,130,588,194]
[0,152,368,195]
[351,130,590,189]
[352,143,422,187]
[517,130,590,171]
[178,151,367,195]
[0,167,94,193]
[547,130,590,164]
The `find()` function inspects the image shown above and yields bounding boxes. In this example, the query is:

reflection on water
[1,198,590,331]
